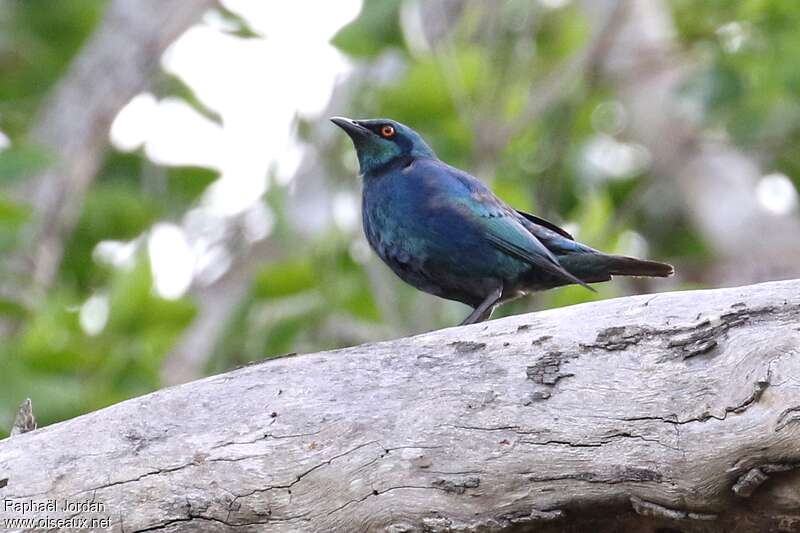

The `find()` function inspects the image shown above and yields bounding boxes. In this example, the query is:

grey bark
[2,279,800,532]
[8,400,35,437]
[584,0,800,283]
[9,0,214,305]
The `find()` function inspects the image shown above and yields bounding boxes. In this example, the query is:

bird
[331,117,673,326]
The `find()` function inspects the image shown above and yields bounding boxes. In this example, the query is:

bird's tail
[602,255,674,277]
[559,254,673,283]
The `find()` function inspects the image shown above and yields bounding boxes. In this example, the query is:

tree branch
[2,280,800,532]
[8,0,214,307]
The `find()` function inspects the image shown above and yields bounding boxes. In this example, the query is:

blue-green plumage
[332,117,673,325]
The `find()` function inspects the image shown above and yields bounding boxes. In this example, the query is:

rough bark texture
[2,280,800,532]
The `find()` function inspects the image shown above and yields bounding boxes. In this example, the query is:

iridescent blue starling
[332,117,673,326]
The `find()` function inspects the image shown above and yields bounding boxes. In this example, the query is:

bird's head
[331,117,436,175]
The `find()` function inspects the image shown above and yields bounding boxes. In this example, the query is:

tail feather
[604,255,674,278]
[558,254,673,284]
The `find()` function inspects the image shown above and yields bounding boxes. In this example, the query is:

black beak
[330,116,372,140]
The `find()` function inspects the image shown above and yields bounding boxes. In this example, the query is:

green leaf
[60,183,161,288]
[0,196,32,252]
[0,297,27,319]
[0,143,55,183]
[571,190,614,247]
[0,195,32,228]
[153,74,223,125]
[106,261,195,334]
[0,0,105,134]
[167,166,219,206]
[254,258,318,299]
[98,151,219,211]
[211,6,262,39]
[331,0,404,58]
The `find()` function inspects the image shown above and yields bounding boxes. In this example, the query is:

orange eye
[380,125,395,138]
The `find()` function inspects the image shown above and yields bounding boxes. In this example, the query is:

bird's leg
[475,303,497,323]
[459,286,503,326]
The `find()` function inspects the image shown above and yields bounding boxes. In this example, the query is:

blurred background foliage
[1,0,799,436]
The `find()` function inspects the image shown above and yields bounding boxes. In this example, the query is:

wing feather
[421,159,594,291]
[515,210,574,240]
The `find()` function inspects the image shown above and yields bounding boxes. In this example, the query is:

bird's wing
[515,210,574,240]
[480,210,594,291]
[438,164,592,290]
[514,209,599,256]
